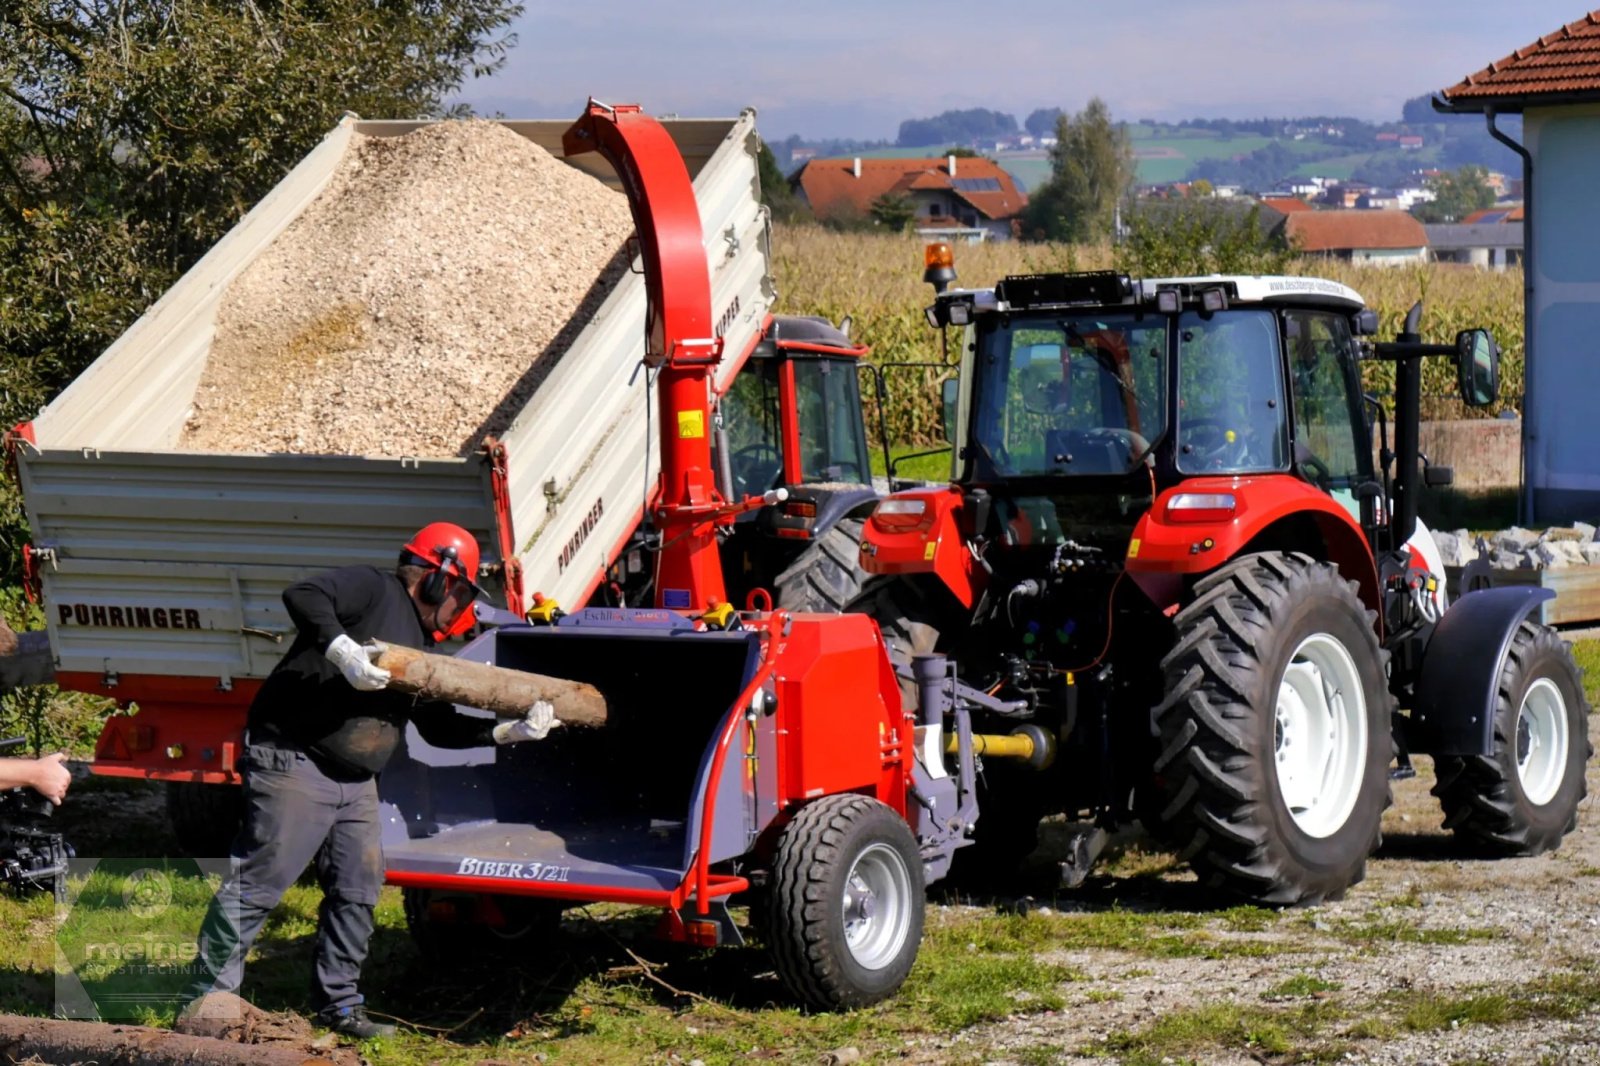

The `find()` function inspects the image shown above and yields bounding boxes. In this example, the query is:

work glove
[325,634,391,692]
[493,700,559,744]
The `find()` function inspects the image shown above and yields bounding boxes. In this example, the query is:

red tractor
[853,264,1590,903]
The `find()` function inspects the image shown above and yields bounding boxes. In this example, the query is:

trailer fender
[1409,586,1554,756]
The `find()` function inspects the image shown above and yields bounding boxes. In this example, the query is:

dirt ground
[933,715,1600,1066]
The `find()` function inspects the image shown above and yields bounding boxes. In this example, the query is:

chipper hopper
[374,101,1024,1009]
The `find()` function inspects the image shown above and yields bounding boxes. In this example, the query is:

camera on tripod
[0,737,72,901]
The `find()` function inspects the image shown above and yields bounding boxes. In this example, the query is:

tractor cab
[714,315,879,607]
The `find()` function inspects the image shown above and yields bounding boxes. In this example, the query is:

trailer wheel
[164,782,244,858]
[1432,621,1591,856]
[765,794,925,1010]
[1155,552,1392,904]
[401,888,563,964]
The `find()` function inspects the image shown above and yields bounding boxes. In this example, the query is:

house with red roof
[791,155,1028,241]
[1438,9,1600,520]
[1284,210,1428,265]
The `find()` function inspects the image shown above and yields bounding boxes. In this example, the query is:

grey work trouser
[192,743,383,1015]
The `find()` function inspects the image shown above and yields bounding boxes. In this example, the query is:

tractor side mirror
[941,378,959,444]
[1456,329,1499,408]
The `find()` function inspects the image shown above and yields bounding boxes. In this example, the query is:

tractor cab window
[721,357,784,496]
[1176,310,1288,475]
[1284,310,1370,500]
[973,313,1168,478]
[793,357,871,485]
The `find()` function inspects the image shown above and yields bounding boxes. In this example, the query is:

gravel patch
[918,716,1600,1064]
[181,119,634,457]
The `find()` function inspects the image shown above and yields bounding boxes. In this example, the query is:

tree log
[369,641,607,726]
[0,1012,338,1066]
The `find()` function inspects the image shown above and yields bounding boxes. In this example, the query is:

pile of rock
[1432,524,1600,570]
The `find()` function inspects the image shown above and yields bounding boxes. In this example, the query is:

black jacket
[247,565,493,776]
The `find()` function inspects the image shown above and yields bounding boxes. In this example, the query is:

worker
[191,522,557,1039]
[0,751,71,805]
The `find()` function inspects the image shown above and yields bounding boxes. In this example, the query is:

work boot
[316,1005,396,1039]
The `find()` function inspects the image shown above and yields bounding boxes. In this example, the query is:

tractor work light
[1165,492,1238,524]
[872,497,933,533]
[1155,288,1182,314]
[947,301,972,326]
[1199,288,1229,313]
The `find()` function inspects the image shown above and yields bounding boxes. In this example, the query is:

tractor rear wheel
[764,794,924,1009]
[773,518,874,614]
[1155,552,1392,904]
[1432,621,1590,856]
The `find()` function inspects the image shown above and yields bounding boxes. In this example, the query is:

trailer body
[9,114,773,785]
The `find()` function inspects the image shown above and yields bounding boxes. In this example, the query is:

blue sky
[461,3,1590,140]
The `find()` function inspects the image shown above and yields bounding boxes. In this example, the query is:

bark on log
[0,1013,338,1066]
[369,641,607,726]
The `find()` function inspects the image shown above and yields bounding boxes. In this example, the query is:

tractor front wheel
[1155,551,1393,904]
[764,794,925,1010]
[1432,621,1591,856]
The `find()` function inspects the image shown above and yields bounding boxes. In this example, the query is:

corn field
[769,224,1525,448]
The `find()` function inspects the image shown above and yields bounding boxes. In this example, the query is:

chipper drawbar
[377,102,1020,1009]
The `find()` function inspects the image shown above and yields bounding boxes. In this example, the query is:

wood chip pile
[180,120,634,457]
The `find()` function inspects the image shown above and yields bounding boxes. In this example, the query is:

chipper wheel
[1432,621,1591,856]
[1154,551,1393,905]
[764,794,925,1009]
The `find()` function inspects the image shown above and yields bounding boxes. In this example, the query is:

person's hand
[325,634,391,692]
[492,700,560,744]
[29,752,71,806]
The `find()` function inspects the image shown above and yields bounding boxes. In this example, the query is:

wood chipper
[377,102,1005,1009]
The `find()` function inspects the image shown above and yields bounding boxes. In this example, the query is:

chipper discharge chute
[374,101,1030,1009]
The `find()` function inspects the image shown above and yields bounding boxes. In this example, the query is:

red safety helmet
[401,522,486,638]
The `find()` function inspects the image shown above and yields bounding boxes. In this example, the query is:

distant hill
[787,113,1525,195]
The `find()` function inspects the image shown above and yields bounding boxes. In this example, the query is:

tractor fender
[1126,476,1380,616]
[858,487,984,608]
[810,485,881,536]
[1409,586,1554,756]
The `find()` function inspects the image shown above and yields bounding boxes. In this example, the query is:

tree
[1024,108,1062,138]
[1117,200,1294,277]
[756,140,804,222]
[869,193,915,232]
[896,108,1017,147]
[0,0,521,582]
[1022,98,1134,243]
[1412,165,1496,223]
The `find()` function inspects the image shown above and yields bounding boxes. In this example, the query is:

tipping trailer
[4,111,885,851]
